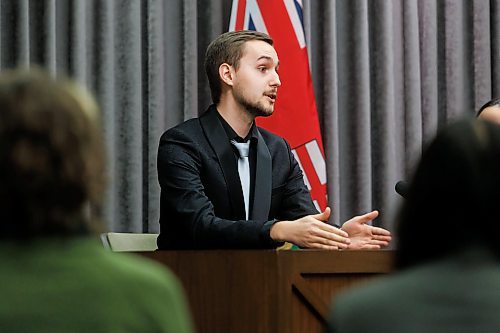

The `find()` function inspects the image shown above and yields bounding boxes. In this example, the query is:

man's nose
[271,71,281,87]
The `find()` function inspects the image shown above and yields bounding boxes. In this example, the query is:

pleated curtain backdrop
[0,0,497,234]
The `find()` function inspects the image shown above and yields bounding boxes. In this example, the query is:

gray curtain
[0,0,497,235]
[310,0,499,230]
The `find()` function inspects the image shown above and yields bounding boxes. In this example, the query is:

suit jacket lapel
[200,107,246,220]
[251,128,272,221]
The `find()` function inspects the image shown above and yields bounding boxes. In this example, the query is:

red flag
[229,0,327,211]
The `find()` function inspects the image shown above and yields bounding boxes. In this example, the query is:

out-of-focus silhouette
[329,117,500,333]
[0,69,194,333]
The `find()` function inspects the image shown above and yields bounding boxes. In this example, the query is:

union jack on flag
[229,0,327,211]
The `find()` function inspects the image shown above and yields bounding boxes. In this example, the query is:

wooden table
[140,250,394,333]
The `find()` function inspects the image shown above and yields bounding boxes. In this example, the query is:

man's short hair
[0,69,105,239]
[204,30,273,104]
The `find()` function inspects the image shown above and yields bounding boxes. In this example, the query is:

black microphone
[395,181,409,198]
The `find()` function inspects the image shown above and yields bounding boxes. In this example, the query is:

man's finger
[357,244,381,250]
[310,237,348,250]
[314,224,351,244]
[371,226,391,235]
[317,223,349,240]
[373,234,392,242]
[357,210,379,223]
[312,243,339,251]
[367,239,390,246]
[311,206,331,222]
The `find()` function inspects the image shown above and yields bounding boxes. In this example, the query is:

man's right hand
[270,207,350,250]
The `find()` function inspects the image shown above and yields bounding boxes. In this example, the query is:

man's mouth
[264,92,277,102]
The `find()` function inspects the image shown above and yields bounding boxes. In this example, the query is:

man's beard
[235,91,274,118]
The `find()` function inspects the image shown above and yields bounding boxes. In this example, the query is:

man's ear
[219,63,234,86]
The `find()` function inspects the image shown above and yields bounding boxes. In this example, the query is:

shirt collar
[216,109,258,143]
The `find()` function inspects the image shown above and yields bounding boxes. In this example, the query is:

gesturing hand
[270,207,351,250]
[340,210,392,250]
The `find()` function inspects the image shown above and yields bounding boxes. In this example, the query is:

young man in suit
[157,30,391,250]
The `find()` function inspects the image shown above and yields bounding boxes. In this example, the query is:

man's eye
[258,67,267,72]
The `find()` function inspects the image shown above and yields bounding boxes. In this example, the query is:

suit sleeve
[158,128,282,249]
[275,138,319,220]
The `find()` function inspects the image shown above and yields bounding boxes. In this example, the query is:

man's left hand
[340,210,392,250]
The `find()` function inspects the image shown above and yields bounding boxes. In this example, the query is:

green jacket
[0,237,194,333]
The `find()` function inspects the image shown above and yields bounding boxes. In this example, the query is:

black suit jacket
[157,105,317,249]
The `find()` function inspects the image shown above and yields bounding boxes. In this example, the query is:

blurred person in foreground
[329,117,500,333]
[0,69,194,333]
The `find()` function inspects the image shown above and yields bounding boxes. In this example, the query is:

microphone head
[395,181,409,198]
